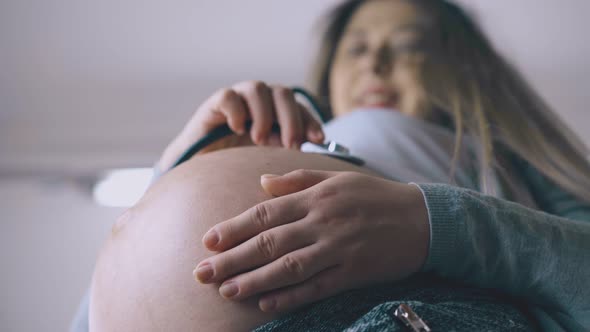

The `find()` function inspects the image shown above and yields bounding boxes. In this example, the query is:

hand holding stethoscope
[156,81,326,173]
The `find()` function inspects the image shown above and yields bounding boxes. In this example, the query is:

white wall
[0,1,588,331]
[0,180,121,332]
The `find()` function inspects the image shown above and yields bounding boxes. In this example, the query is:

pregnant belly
[89,146,372,332]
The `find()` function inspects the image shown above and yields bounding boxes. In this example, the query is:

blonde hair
[308,0,590,205]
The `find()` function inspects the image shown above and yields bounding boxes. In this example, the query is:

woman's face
[329,0,429,117]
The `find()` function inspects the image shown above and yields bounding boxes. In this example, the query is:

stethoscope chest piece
[300,141,365,166]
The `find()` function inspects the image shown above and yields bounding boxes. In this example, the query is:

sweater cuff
[409,183,460,273]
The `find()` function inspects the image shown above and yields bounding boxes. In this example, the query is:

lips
[356,88,399,109]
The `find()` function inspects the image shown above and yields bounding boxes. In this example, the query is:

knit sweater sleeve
[412,168,590,331]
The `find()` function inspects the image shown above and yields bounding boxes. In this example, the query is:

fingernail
[261,174,279,180]
[203,229,219,247]
[219,281,239,298]
[260,297,276,312]
[193,262,214,283]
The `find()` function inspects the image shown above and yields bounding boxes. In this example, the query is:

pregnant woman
[83,0,590,331]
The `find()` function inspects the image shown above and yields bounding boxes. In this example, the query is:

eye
[346,42,368,57]
[390,31,427,55]
[391,38,431,58]
[392,41,423,54]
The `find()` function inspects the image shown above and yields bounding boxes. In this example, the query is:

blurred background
[0,0,588,331]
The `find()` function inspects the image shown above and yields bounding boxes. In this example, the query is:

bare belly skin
[89,146,375,332]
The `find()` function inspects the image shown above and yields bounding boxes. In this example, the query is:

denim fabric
[252,275,537,332]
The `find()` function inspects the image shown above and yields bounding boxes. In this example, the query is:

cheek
[393,60,427,116]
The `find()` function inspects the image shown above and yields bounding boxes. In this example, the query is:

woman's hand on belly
[193,169,430,313]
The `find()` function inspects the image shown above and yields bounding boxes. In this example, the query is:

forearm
[414,183,590,328]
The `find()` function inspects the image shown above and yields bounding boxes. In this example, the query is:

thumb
[260,169,338,197]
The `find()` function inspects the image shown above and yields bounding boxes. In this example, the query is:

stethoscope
[171,87,364,170]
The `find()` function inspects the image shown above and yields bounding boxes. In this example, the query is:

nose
[370,45,393,77]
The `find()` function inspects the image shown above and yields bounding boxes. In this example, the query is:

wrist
[406,183,431,273]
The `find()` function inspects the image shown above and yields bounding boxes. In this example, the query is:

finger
[217,243,334,301]
[202,192,309,251]
[195,222,313,284]
[258,265,345,312]
[272,86,303,149]
[234,81,275,145]
[300,104,324,144]
[260,169,339,197]
[210,89,249,135]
